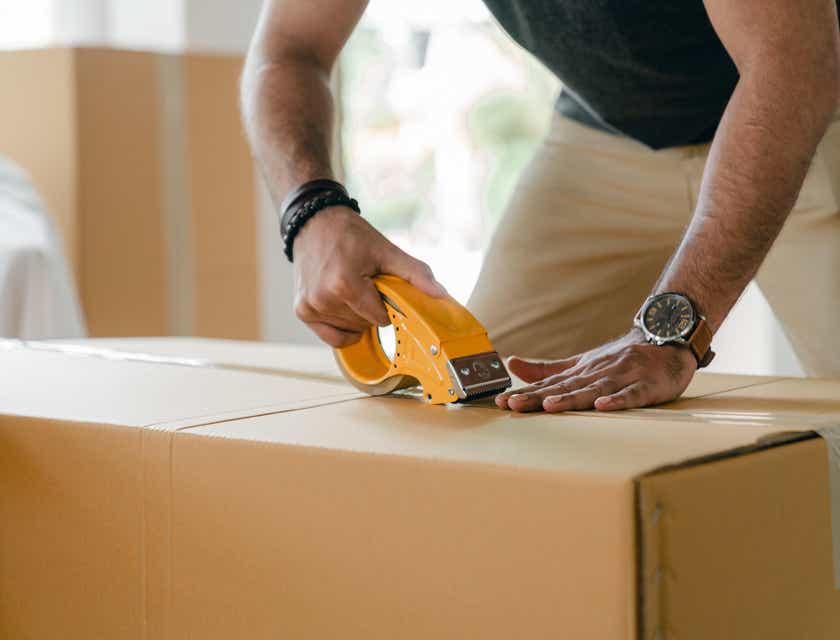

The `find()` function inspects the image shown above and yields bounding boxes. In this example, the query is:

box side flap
[166,431,637,638]
[637,439,840,639]
[0,414,145,636]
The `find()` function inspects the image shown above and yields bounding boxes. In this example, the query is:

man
[241,1,840,413]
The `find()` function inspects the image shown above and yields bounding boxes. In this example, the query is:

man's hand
[495,329,697,413]
[292,206,447,347]
[241,0,445,349]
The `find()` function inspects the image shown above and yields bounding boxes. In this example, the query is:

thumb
[506,355,576,383]
[380,246,448,298]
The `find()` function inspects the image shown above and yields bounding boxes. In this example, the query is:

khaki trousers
[468,109,840,376]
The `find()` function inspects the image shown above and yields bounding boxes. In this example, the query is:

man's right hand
[292,206,447,347]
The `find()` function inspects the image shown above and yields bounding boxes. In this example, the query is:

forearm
[241,48,337,205]
[653,69,838,332]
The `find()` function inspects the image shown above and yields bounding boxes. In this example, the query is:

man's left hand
[495,329,697,413]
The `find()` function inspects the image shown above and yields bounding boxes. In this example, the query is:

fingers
[292,213,435,347]
[321,271,391,327]
[494,356,604,409]
[496,370,612,412]
[344,277,390,327]
[380,246,448,298]
[506,355,578,383]
[543,377,622,412]
[592,344,695,411]
[594,382,647,411]
[295,269,387,332]
[496,378,551,409]
[496,338,697,413]
[307,322,364,348]
[295,297,369,333]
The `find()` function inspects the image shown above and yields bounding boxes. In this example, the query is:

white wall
[0,0,260,52]
[182,0,262,53]
[107,0,185,51]
[0,0,53,48]
[51,0,109,45]
[705,283,803,377]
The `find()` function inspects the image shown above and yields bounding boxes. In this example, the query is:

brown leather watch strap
[687,317,715,368]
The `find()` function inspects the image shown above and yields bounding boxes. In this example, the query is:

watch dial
[643,294,695,340]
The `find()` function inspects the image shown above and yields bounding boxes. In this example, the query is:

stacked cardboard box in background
[0,48,261,339]
[1,336,839,638]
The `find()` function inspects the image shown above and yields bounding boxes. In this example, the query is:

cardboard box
[0,49,260,339]
[2,337,839,638]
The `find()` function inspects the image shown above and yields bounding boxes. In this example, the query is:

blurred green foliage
[466,29,558,235]
[340,22,558,239]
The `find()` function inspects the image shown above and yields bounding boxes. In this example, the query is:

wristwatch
[633,292,715,368]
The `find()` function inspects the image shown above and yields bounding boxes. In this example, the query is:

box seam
[636,479,665,640]
[638,431,818,480]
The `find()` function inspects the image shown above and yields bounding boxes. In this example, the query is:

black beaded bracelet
[279,179,348,221]
[282,192,360,262]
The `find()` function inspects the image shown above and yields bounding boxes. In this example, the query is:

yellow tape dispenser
[334,275,512,404]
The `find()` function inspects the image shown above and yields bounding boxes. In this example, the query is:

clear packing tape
[3,338,840,588]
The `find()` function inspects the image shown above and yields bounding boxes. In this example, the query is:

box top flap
[185,391,814,478]
[55,337,344,382]
[55,336,776,396]
[0,342,358,429]
[662,376,840,417]
[4,338,836,479]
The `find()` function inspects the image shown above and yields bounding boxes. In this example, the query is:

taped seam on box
[147,392,367,432]
[636,482,666,640]
[816,424,840,589]
[139,426,148,640]
[139,428,175,639]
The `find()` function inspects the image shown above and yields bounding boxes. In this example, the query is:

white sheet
[0,156,85,339]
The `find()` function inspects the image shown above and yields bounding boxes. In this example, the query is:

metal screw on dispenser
[430,345,439,356]
[460,367,471,376]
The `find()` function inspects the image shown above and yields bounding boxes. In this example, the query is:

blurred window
[340,0,559,301]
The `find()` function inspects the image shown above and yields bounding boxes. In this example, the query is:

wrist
[634,292,715,368]
[292,205,359,257]
[281,192,360,262]
[280,178,347,217]
[651,281,722,334]
[627,325,646,342]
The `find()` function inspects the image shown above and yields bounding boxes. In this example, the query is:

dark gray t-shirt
[481,1,837,149]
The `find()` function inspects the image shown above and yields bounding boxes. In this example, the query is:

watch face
[642,293,695,341]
